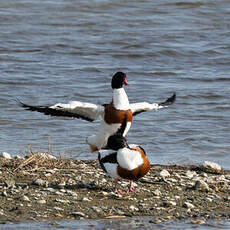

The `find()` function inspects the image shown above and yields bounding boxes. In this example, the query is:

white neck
[113,88,129,110]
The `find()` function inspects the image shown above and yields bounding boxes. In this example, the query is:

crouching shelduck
[98,118,150,193]
[18,72,175,153]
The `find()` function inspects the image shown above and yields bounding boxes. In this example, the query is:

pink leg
[114,179,119,193]
[128,181,140,193]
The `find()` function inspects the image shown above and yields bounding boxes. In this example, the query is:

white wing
[130,93,176,116]
[19,100,104,122]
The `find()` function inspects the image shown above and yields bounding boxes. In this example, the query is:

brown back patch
[104,103,132,124]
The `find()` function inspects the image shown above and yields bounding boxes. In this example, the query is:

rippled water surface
[1,0,230,168]
[1,218,230,230]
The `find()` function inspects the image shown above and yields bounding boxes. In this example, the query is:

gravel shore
[0,152,230,224]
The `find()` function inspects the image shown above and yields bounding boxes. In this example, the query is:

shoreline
[0,153,230,224]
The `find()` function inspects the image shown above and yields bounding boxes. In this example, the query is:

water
[1,218,230,230]
[0,0,230,228]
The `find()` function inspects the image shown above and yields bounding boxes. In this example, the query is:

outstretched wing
[130,93,176,116]
[18,100,104,122]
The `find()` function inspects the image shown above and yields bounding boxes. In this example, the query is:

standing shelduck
[98,116,150,193]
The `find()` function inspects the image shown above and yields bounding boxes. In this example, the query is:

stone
[186,170,197,179]
[203,161,221,171]
[71,212,85,217]
[15,155,23,159]
[32,179,48,187]
[183,202,195,209]
[53,207,64,211]
[129,205,139,211]
[92,206,102,213]
[37,199,46,204]
[20,195,30,201]
[82,197,91,202]
[159,169,170,178]
[1,152,12,159]
[152,189,161,196]
[194,180,210,192]
[1,191,7,197]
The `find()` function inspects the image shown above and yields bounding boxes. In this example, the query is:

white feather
[117,147,143,171]
[103,163,119,179]
[113,88,130,110]
[86,121,121,149]
[50,101,104,121]
[130,102,163,114]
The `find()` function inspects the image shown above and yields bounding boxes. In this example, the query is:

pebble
[0,152,12,159]
[71,212,85,217]
[20,195,30,202]
[82,197,92,202]
[91,206,102,213]
[186,171,197,179]
[203,161,222,171]
[129,205,139,212]
[37,199,46,204]
[183,202,195,209]
[1,191,7,197]
[163,201,177,207]
[53,207,64,211]
[159,169,170,178]
[191,218,206,225]
[55,198,70,204]
[32,179,48,187]
[194,180,210,192]
[152,189,161,196]
[15,155,23,159]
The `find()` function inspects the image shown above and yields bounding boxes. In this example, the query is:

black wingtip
[159,93,176,107]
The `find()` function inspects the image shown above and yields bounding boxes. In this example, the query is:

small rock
[1,152,12,159]
[206,197,212,202]
[66,190,78,197]
[37,199,46,204]
[53,207,64,211]
[55,198,70,204]
[15,155,23,159]
[20,195,30,201]
[71,212,85,217]
[32,179,48,187]
[1,191,7,197]
[4,179,15,188]
[101,178,107,183]
[203,161,221,171]
[194,180,210,192]
[191,218,205,225]
[152,189,161,196]
[129,205,139,212]
[102,191,109,196]
[186,170,197,179]
[163,201,176,207]
[82,197,91,202]
[183,202,195,209]
[159,169,170,178]
[92,206,102,213]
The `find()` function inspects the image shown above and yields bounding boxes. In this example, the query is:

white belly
[86,121,132,150]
